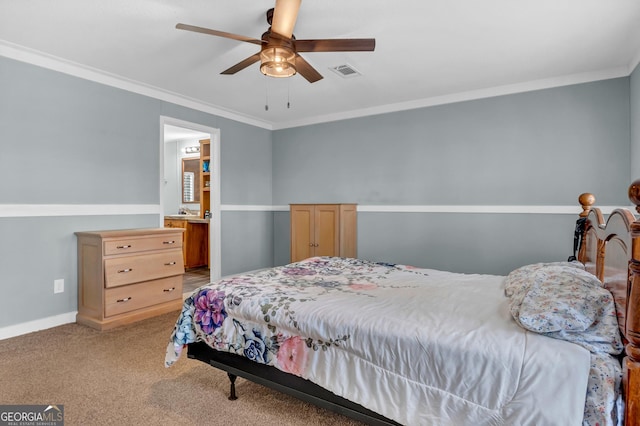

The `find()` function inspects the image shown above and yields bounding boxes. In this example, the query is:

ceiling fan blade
[176,23,264,45]
[271,0,301,38]
[295,38,376,52]
[221,53,262,75]
[294,54,323,83]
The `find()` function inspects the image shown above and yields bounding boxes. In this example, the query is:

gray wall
[0,52,636,330]
[272,78,631,273]
[0,216,158,324]
[0,56,273,328]
[632,63,640,181]
[0,59,161,204]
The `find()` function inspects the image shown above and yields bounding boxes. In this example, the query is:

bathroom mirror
[182,158,201,203]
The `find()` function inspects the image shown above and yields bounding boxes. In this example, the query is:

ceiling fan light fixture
[260,47,296,78]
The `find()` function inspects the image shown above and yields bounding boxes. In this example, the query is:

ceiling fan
[176,0,375,83]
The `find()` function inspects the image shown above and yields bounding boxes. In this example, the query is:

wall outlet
[54,279,64,294]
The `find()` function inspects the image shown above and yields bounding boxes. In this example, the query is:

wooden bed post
[572,193,595,264]
[578,192,595,218]
[625,181,640,425]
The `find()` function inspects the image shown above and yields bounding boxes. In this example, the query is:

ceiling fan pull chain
[287,79,291,109]
[265,79,269,111]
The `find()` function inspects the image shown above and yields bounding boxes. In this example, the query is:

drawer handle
[163,240,176,245]
[163,287,176,293]
[164,261,176,266]
[116,297,132,303]
[116,245,132,249]
[117,268,133,273]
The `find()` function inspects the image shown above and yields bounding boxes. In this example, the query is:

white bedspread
[166,257,591,425]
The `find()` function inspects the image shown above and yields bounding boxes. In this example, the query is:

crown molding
[630,46,640,75]
[1,39,635,131]
[0,40,273,130]
[272,67,631,129]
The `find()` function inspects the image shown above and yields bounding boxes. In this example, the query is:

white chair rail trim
[0,204,621,217]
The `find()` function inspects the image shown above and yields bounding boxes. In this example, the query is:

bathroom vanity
[164,216,209,269]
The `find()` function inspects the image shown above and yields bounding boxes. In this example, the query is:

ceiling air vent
[330,64,362,78]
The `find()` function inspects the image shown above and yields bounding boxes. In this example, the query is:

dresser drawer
[104,276,183,317]
[104,249,184,288]
[104,235,182,256]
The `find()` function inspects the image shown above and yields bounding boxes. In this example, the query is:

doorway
[160,116,221,284]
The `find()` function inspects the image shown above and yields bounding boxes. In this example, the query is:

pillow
[505,262,623,355]
[504,261,585,294]
[504,261,586,313]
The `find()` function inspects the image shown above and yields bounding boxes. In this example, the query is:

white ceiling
[1,0,640,130]
[163,124,209,143]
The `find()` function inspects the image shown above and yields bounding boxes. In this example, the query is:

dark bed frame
[187,182,640,426]
[187,341,400,425]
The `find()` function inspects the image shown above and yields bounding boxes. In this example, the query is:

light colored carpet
[0,311,363,425]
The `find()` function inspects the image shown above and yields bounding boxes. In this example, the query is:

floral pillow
[504,261,585,298]
[505,262,623,355]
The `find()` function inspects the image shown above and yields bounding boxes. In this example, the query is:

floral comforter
[166,257,594,426]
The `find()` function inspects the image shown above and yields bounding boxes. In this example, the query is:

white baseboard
[0,311,77,340]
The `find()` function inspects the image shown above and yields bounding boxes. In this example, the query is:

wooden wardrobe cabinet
[290,204,357,263]
[75,228,185,330]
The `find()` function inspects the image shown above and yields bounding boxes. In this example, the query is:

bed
[165,182,640,426]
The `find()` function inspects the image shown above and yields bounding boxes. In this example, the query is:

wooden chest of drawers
[75,228,185,330]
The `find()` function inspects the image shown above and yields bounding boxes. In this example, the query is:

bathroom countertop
[164,215,210,223]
